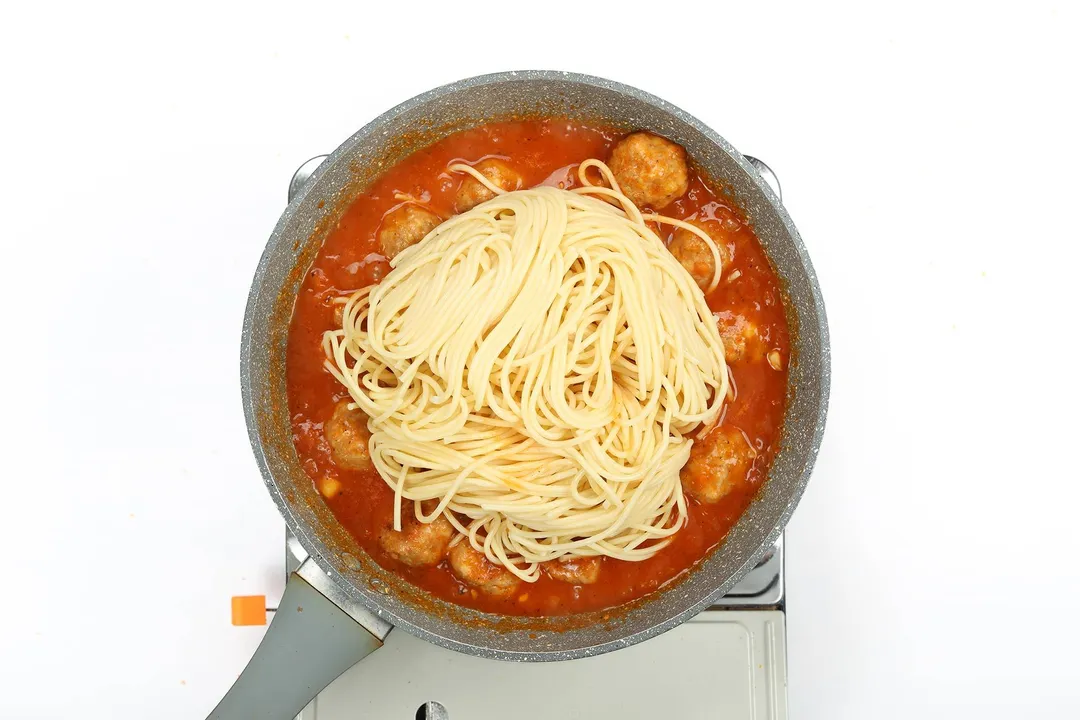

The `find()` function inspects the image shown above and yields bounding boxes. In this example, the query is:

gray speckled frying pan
[211,71,830,719]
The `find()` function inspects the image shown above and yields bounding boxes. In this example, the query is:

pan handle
[288,155,330,203]
[743,155,782,203]
[207,555,393,719]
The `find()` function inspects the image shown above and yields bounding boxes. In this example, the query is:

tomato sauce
[285,119,790,616]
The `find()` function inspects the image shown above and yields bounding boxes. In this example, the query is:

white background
[2,1,1078,717]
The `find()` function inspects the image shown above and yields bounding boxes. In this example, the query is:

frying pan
[212,71,830,719]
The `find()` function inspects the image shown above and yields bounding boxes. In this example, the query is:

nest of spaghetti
[323,161,729,583]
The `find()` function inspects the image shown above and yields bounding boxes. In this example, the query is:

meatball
[669,228,715,289]
[669,221,733,290]
[455,159,523,212]
[448,542,520,597]
[544,556,602,585]
[681,427,756,504]
[378,506,454,567]
[377,204,441,259]
[608,132,689,209]
[716,311,762,363]
[324,399,372,471]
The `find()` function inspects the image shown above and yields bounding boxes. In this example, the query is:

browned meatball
[669,221,733,290]
[544,557,602,585]
[669,228,714,289]
[378,506,454,567]
[455,159,523,211]
[608,132,689,209]
[448,542,520,597]
[377,205,441,259]
[716,311,762,363]
[324,399,371,471]
[681,427,756,504]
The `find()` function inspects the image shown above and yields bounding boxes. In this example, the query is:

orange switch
[231,595,267,626]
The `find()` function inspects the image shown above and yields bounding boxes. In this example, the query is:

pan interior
[241,71,829,661]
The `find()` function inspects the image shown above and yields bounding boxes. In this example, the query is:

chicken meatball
[608,132,689,209]
[716,311,762,363]
[544,556,602,585]
[669,221,733,290]
[681,427,756,504]
[448,542,520,597]
[454,159,523,212]
[377,204,441,259]
[378,505,454,568]
[324,399,371,471]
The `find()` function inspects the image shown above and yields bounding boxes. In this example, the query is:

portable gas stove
[283,532,787,720]
[267,154,790,720]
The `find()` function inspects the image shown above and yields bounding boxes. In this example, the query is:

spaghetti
[323,160,729,582]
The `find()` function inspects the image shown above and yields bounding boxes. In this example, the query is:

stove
[284,532,786,720]
[276,153,790,720]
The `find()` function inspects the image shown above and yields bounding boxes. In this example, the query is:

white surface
[1,1,1078,718]
[302,611,786,720]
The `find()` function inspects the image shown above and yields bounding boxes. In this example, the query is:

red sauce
[285,119,790,616]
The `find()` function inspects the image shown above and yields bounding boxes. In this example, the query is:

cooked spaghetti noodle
[323,160,729,582]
